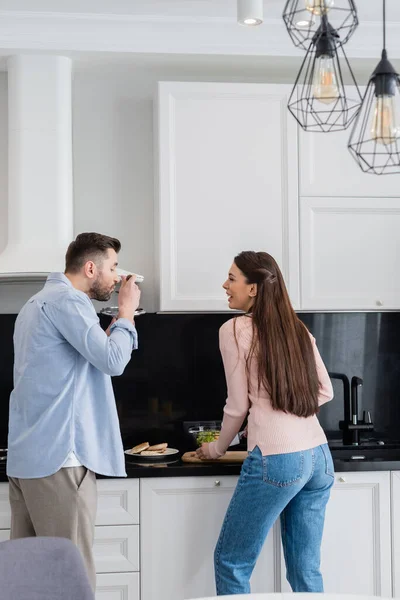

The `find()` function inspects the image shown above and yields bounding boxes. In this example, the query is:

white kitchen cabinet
[279,471,392,596]
[140,476,278,600]
[96,572,140,600]
[299,124,400,198]
[390,471,400,597]
[0,472,395,599]
[0,479,141,600]
[300,196,400,310]
[95,480,140,600]
[156,81,299,312]
[0,482,11,529]
[0,529,9,542]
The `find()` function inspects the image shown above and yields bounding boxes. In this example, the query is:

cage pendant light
[282,0,358,51]
[348,0,400,175]
[287,16,362,132]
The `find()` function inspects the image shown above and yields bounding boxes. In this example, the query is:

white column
[0,55,73,275]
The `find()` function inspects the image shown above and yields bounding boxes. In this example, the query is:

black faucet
[329,373,374,445]
[342,376,374,445]
[329,372,352,445]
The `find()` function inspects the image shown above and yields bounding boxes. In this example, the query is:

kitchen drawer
[0,524,140,576]
[96,479,139,526]
[0,478,140,529]
[0,483,11,529]
[96,572,140,600]
[94,525,139,574]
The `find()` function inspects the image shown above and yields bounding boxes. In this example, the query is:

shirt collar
[46,272,73,288]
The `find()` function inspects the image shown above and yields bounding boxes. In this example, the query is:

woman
[196,251,334,595]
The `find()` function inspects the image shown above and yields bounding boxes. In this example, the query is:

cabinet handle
[376,300,383,307]
[338,477,346,483]
[214,480,221,487]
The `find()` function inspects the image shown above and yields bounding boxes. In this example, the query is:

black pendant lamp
[348,0,400,175]
[283,0,358,51]
[287,16,362,132]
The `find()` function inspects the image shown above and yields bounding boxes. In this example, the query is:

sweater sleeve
[311,335,334,406]
[208,320,250,459]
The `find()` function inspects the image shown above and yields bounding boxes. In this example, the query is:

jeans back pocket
[321,444,335,478]
[263,451,304,487]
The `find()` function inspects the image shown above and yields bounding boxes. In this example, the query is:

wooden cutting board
[182,451,247,464]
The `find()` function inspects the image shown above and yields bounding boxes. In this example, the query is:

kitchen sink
[331,447,400,461]
[328,437,400,462]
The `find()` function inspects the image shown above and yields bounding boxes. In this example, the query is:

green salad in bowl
[188,426,221,448]
[196,430,220,446]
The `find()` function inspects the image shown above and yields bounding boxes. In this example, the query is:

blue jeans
[214,444,334,595]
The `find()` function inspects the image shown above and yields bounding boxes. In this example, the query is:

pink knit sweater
[208,316,333,459]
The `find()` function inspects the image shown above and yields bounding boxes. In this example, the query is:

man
[7,232,140,590]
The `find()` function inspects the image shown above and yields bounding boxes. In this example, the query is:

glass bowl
[188,426,221,448]
[100,307,146,318]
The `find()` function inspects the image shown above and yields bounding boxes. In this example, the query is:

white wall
[0,55,375,313]
[0,72,7,256]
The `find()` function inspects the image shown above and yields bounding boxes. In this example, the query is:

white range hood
[0,55,73,283]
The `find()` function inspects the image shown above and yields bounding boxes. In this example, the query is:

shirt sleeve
[311,335,334,406]
[208,321,250,459]
[43,293,138,377]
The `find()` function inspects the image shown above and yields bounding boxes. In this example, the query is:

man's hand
[118,275,141,322]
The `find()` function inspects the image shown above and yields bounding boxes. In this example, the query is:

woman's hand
[195,442,213,460]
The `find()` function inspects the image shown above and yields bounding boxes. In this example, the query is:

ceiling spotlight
[296,15,316,29]
[237,0,263,26]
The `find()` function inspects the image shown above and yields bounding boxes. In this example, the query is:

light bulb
[312,55,340,105]
[296,16,316,28]
[243,18,259,25]
[306,0,334,16]
[371,95,399,145]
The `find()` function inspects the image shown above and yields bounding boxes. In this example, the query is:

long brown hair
[234,251,320,418]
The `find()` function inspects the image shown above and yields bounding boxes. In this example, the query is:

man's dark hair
[65,232,121,274]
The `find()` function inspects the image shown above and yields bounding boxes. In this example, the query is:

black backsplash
[1,312,400,451]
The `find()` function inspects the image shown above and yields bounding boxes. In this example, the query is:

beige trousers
[8,467,97,590]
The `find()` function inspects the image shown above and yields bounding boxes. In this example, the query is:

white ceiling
[1,0,400,22]
[0,1,399,64]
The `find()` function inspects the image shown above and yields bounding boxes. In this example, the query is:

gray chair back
[0,537,94,600]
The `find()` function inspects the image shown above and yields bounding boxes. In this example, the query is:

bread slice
[129,442,149,454]
[147,443,168,451]
[140,450,166,456]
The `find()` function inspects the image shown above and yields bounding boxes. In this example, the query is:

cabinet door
[391,471,400,597]
[96,572,139,600]
[0,529,9,541]
[0,482,11,529]
[280,471,391,596]
[300,196,400,310]
[140,476,278,600]
[156,82,299,311]
[299,122,400,198]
